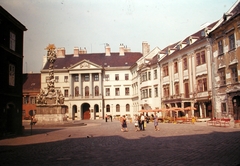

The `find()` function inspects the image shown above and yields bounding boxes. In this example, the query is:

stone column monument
[35,44,67,123]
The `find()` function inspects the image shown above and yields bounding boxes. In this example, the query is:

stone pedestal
[36,104,68,123]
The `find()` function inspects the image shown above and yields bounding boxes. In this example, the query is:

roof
[22,73,41,92]
[159,21,218,62]
[42,52,143,70]
[0,6,27,31]
[209,0,240,33]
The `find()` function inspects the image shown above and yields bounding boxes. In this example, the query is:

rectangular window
[84,74,89,81]
[125,74,129,80]
[184,82,189,98]
[115,74,119,81]
[218,40,223,55]
[106,88,110,96]
[125,87,129,95]
[175,84,179,95]
[46,76,50,83]
[94,74,99,81]
[174,62,178,73]
[219,70,226,86]
[196,53,201,66]
[148,71,151,80]
[201,51,206,64]
[64,89,69,97]
[163,86,169,97]
[197,78,207,92]
[105,74,109,81]
[149,89,152,98]
[10,31,16,51]
[154,87,158,97]
[115,88,120,96]
[183,58,188,70]
[163,65,169,77]
[143,72,147,81]
[64,76,68,82]
[229,34,235,50]
[30,97,36,104]
[74,75,79,82]
[9,64,15,86]
[231,67,238,83]
[55,76,59,82]
[154,70,157,79]
[142,89,148,98]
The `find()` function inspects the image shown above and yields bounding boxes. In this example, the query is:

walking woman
[121,115,128,132]
[154,112,160,131]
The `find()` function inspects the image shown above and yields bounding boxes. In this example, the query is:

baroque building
[209,1,240,124]
[40,44,142,120]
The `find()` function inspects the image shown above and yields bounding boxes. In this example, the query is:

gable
[69,59,102,70]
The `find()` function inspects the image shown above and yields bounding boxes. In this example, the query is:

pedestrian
[110,115,112,122]
[153,112,160,131]
[121,115,128,132]
[141,113,145,131]
[138,114,142,130]
[134,115,139,131]
[105,114,108,122]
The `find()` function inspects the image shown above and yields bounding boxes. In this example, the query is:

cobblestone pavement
[0,120,240,166]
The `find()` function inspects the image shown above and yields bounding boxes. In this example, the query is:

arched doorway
[81,103,90,120]
[72,105,77,120]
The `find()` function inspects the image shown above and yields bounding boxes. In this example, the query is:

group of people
[118,112,160,132]
[134,112,160,131]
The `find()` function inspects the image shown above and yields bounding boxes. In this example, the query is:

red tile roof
[42,52,143,70]
[22,73,41,92]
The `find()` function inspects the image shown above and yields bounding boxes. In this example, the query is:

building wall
[211,14,240,119]
[0,6,27,136]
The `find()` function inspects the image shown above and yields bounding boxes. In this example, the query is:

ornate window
[75,86,79,97]
[126,104,130,112]
[95,86,99,96]
[116,104,120,112]
[85,86,89,96]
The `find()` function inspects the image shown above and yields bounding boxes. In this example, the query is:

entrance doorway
[81,103,90,120]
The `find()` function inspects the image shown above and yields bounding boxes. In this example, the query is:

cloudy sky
[1,0,236,73]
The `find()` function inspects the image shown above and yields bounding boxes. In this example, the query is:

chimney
[119,43,124,56]
[142,41,150,56]
[57,47,65,57]
[105,43,111,56]
[79,47,87,54]
[74,47,79,57]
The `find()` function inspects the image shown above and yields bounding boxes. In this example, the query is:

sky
[1,0,237,73]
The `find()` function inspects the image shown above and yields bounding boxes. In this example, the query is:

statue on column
[36,44,64,104]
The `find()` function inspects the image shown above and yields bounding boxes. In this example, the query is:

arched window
[106,104,110,112]
[116,104,120,112]
[95,86,99,96]
[85,86,89,97]
[75,86,79,97]
[126,104,130,112]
